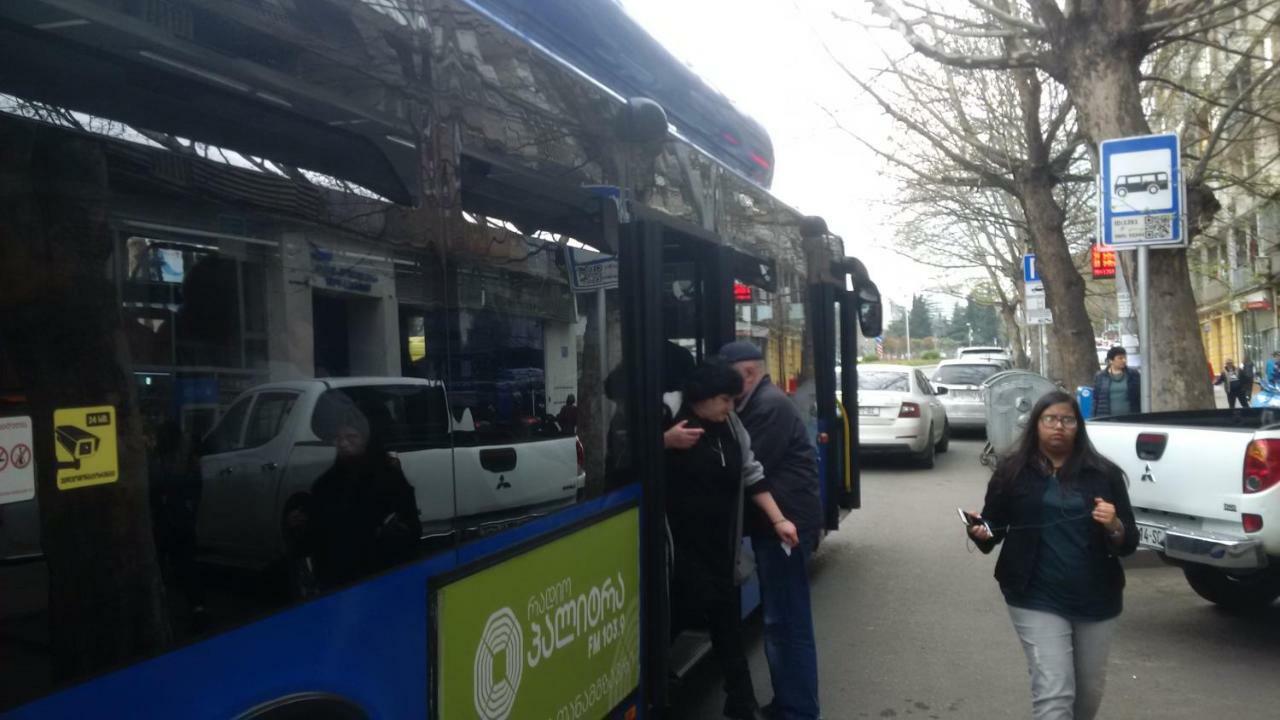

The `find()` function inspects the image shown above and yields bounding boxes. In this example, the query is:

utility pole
[904,302,912,360]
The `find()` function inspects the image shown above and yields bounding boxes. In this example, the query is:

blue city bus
[0,1,880,717]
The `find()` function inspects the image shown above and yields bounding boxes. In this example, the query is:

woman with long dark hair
[965,391,1138,719]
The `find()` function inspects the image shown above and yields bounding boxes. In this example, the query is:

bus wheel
[1148,184,1160,193]
[1116,187,1128,197]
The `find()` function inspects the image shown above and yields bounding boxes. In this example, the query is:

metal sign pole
[1039,324,1048,377]
[1138,245,1152,412]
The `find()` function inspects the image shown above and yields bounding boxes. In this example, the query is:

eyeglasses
[1039,414,1079,429]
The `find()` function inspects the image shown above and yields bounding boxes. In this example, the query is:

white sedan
[856,365,950,468]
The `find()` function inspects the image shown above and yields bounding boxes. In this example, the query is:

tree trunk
[577,290,608,494]
[0,124,171,680]
[1017,179,1098,387]
[1054,19,1215,411]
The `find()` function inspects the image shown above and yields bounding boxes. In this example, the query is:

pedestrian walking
[1240,357,1257,406]
[1216,359,1249,409]
[721,340,822,720]
[964,391,1138,720]
[1090,346,1140,417]
[665,359,799,720]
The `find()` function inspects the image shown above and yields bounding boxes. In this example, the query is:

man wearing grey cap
[720,340,822,720]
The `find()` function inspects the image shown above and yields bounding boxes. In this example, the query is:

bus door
[834,260,883,515]
[810,261,882,529]
[621,208,765,709]
[810,281,843,530]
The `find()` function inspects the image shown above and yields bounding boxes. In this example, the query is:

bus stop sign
[1099,133,1184,249]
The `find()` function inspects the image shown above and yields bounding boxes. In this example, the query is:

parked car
[930,359,1006,431]
[956,346,1013,368]
[195,377,584,570]
[1089,409,1280,610]
[856,365,949,468]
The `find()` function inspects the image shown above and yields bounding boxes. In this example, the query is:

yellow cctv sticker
[54,406,118,490]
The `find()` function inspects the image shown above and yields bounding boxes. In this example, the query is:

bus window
[0,88,455,714]
[438,211,629,541]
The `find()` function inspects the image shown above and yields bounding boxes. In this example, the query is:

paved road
[671,434,1280,719]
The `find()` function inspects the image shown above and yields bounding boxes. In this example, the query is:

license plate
[1137,524,1166,549]
[858,407,878,417]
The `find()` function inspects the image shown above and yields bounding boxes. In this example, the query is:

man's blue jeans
[751,530,820,720]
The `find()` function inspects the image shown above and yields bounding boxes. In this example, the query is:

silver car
[857,365,950,468]
[930,360,1006,431]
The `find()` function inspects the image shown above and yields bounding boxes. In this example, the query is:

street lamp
[900,300,912,360]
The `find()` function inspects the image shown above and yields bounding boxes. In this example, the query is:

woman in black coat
[965,390,1137,720]
[666,360,798,720]
[287,410,420,590]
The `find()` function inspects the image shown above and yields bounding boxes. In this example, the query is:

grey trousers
[1007,606,1117,720]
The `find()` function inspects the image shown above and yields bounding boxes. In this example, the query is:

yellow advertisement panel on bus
[435,507,641,720]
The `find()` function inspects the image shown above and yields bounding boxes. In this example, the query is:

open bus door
[836,258,882,514]
[811,255,883,528]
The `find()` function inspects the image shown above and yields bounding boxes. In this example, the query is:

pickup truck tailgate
[1087,420,1254,522]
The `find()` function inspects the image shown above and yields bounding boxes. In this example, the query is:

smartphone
[957,508,992,536]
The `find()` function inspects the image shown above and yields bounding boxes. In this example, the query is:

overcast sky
[619,0,941,309]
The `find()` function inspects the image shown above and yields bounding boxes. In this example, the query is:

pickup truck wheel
[1183,565,1280,612]
[913,428,936,469]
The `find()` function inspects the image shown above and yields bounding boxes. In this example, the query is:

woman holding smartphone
[965,390,1138,720]
[666,359,798,720]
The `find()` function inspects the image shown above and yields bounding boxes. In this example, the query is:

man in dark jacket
[1091,346,1141,417]
[1216,358,1249,408]
[721,341,822,720]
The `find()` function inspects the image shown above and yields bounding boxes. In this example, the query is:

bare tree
[828,42,1100,385]
[865,0,1280,409]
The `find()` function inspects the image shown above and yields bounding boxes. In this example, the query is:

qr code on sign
[1144,214,1173,240]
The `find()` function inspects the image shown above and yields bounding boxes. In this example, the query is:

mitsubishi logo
[1140,463,1155,483]
[496,474,512,490]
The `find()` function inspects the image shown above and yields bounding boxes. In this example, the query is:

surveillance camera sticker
[54,406,118,490]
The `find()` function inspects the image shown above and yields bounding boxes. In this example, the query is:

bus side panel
[4,486,641,720]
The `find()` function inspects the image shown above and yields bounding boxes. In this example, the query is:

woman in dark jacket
[966,390,1137,720]
[288,410,420,590]
[666,360,798,720]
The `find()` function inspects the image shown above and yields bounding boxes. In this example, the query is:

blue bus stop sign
[1099,133,1184,249]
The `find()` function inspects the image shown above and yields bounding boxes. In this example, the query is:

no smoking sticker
[54,406,119,491]
[0,416,36,505]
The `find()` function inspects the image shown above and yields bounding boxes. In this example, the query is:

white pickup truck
[1089,409,1280,610]
[195,377,584,570]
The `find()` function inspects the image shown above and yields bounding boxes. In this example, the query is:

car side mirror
[935,386,948,396]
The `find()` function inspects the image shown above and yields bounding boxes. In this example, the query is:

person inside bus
[603,340,699,487]
[665,359,799,720]
[286,408,420,590]
[964,391,1137,720]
